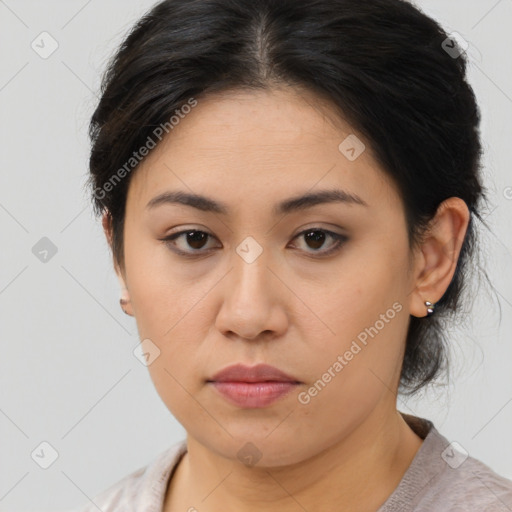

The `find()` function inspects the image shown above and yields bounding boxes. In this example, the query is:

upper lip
[208,363,301,383]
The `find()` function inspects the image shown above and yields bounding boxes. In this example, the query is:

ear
[102,210,134,316]
[408,197,470,318]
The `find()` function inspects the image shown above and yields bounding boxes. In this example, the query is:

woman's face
[116,87,421,466]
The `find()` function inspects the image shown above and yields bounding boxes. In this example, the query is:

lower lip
[209,381,299,408]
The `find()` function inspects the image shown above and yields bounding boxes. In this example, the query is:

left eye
[161,228,347,257]
[290,228,348,256]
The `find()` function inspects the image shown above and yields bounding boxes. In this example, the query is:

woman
[76,0,512,510]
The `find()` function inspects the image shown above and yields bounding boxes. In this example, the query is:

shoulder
[68,439,187,512]
[413,426,512,511]
[425,449,512,511]
[381,414,512,512]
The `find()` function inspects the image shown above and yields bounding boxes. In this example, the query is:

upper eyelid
[166,223,346,236]
[165,225,344,241]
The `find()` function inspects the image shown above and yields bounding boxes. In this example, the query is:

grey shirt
[71,414,512,511]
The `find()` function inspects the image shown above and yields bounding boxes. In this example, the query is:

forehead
[127,87,399,215]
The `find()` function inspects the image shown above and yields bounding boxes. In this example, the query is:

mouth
[206,363,302,408]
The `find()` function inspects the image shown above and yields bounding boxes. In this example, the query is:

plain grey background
[0,0,511,510]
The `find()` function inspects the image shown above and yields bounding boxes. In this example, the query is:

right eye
[160,229,220,257]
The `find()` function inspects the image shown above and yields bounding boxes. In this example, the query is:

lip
[207,364,301,408]
[208,363,300,383]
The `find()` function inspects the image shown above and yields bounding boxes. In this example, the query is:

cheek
[305,248,405,345]
[141,313,213,429]
[147,356,220,439]
[292,302,407,449]
[124,236,192,336]
[300,245,409,395]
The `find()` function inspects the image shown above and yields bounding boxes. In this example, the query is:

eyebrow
[145,188,368,216]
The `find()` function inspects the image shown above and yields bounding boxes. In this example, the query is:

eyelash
[159,227,348,259]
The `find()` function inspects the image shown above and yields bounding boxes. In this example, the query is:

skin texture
[103,86,470,511]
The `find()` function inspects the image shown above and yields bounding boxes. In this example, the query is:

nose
[214,248,289,342]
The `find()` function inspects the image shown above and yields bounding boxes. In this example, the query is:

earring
[425,300,436,317]
[120,297,131,315]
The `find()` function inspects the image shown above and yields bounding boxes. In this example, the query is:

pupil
[306,230,325,249]
[188,231,207,249]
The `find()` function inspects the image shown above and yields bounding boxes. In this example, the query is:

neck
[164,408,423,512]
